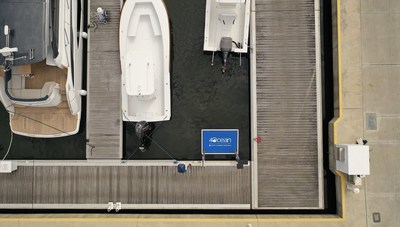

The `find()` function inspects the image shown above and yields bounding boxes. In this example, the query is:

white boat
[0,0,85,138]
[120,0,171,123]
[203,0,250,68]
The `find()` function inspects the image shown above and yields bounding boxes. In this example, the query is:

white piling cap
[4,25,9,35]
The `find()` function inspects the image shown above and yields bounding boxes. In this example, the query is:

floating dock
[0,0,323,210]
[86,0,122,159]
[251,0,323,209]
[0,161,250,209]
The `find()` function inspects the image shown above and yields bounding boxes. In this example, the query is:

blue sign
[201,129,239,155]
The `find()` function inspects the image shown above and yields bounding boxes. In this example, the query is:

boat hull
[120,0,171,122]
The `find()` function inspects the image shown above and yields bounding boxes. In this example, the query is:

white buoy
[79,90,87,96]
[81,32,88,39]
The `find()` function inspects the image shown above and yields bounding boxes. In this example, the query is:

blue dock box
[201,129,239,155]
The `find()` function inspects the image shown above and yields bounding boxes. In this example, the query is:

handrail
[4,70,49,102]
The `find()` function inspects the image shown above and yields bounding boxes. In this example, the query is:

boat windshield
[50,0,59,59]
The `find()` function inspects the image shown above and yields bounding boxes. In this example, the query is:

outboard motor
[135,121,154,151]
[220,37,232,73]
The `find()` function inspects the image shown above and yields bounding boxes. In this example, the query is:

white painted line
[315,0,324,209]
[249,0,258,209]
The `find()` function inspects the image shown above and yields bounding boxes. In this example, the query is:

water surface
[0,0,250,161]
[123,0,250,160]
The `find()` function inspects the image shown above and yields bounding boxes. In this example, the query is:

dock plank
[28,165,251,206]
[0,166,33,206]
[86,0,122,159]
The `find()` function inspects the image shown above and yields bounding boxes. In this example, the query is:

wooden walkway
[86,0,122,159]
[253,0,323,208]
[0,162,250,209]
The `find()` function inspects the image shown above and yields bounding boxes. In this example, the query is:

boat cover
[0,0,46,65]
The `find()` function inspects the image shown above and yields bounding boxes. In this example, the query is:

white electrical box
[0,161,17,173]
[335,144,370,175]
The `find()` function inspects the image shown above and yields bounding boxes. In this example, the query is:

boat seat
[218,12,237,25]
[8,81,58,100]
[128,13,161,37]
[125,52,156,100]
[9,75,25,89]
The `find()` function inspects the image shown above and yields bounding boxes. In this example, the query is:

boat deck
[86,0,122,159]
[252,0,323,209]
[1,61,78,136]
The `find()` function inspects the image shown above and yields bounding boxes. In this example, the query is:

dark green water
[123,0,250,160]
[0,108,86,159]
[0,0,250,161]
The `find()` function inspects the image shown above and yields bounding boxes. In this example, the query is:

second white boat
[120,0,171,123]
[203,0,250,70]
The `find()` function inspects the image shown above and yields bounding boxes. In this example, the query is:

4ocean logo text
[209,137,232,143]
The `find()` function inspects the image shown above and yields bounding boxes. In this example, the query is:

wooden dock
[86,0,122,159]
[252,0,323,209]
[0,161,250,209]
